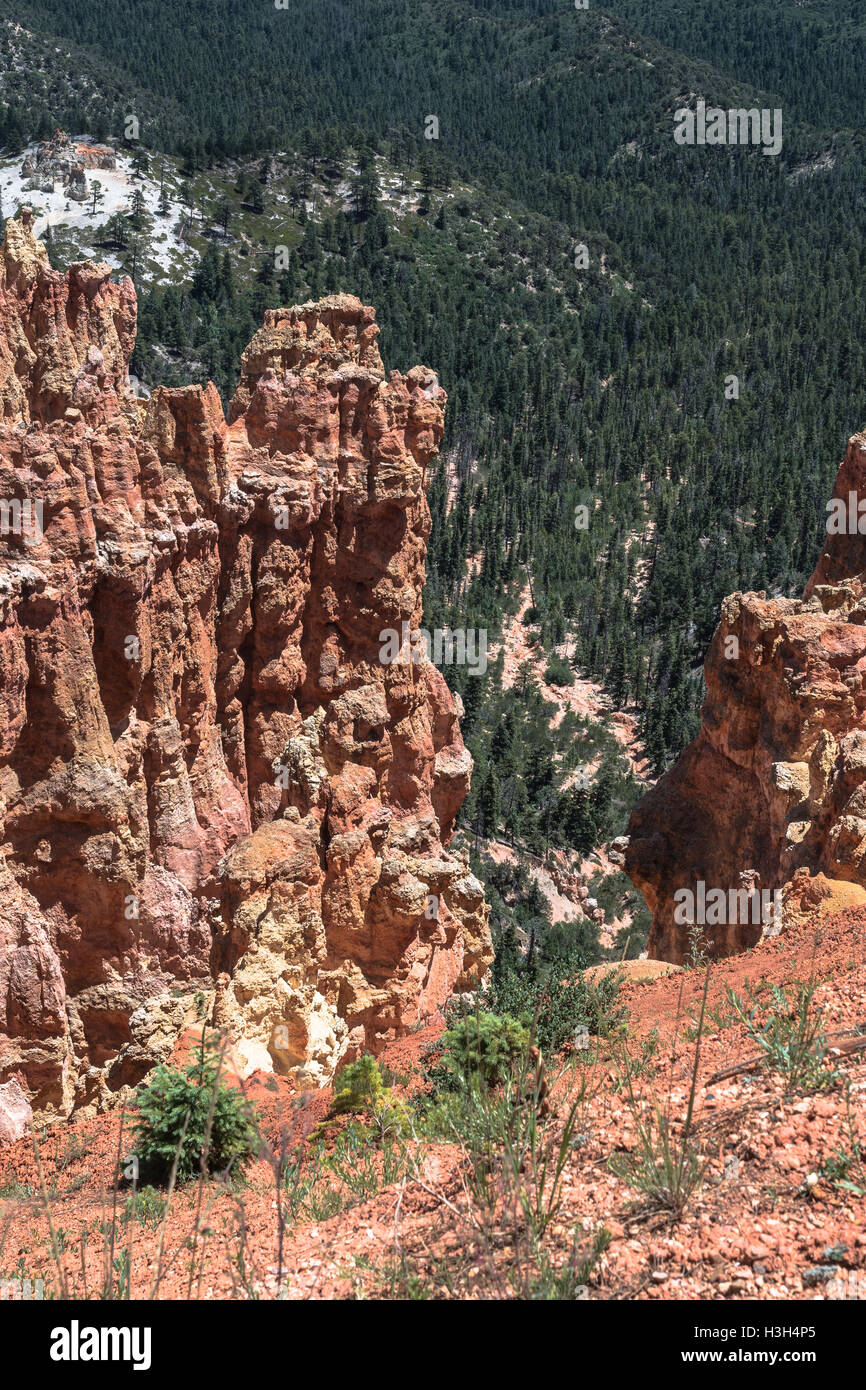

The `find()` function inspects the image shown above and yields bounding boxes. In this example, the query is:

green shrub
[609,969,710,1219]
[332,1055,409,1138]
[123,1186,167,1228]
[333,1055,386,1113]
[529,1227,612,1300]
[544,656,575,687]
[726,981,835,1091]
[608,1104,707,1218]
[436,1011,531,1091]
[421,1052,591,1244]
[483,948,624,1056]
[132,1035,259,1184]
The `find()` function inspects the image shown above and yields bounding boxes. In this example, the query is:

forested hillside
[2,0,865,955]
[607,0,866,130]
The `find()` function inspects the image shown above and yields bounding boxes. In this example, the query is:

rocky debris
[0,214,491,1129]
[607,834,629,866]
[626,429,866,962]
[780,868,866,932]
[549,859,606,924]
[20,129,115,202]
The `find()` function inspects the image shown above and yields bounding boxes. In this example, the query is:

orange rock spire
[0,215,490,1123]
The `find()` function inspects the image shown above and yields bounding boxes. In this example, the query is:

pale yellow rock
[582,959,683,987]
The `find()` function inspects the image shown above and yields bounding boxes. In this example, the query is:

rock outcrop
[20,130,115,202]
[0,212,491,1127]
[626,431,866,962]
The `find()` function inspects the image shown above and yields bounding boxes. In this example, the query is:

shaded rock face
[0,214,491,1124]
[626,432,866,963]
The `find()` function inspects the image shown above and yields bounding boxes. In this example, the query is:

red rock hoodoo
[626,430,866,962]
[0,211,491,1124]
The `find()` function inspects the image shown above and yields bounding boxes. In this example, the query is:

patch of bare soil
[487,586,649,782]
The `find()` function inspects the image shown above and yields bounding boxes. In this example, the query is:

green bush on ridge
[132,1033,259,1185]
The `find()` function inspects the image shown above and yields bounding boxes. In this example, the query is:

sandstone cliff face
[626,432,866,962]
[0,212,491,1124]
